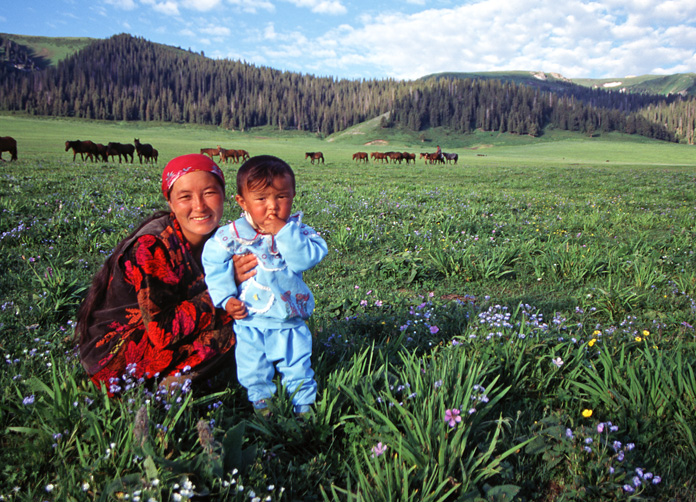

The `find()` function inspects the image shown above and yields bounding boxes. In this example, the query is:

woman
[76,154,256,394]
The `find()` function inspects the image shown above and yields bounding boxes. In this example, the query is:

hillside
[0,33,694,144]
[423,71,696,98]
[0,33,94,69]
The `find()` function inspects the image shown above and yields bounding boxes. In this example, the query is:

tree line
[1,33,694,143]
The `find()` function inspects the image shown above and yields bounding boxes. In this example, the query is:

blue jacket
[202,212,328,328]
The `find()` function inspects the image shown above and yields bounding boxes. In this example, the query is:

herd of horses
[64,138,158,164]
[1,135,461,167]
[200,145,251,164]
[355,151,458,164]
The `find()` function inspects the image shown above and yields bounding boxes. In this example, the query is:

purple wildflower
[444,408,462,427]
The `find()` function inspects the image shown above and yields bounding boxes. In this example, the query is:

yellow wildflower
[593,330,602,336]
[635,336,642,342]
[588,338,597,347]
[643,330,650,337]
[582,409,593,418]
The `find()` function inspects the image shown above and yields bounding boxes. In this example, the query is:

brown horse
[218,146,239,164]
[402,152,416,164]
[352,152,368,163]
[305,152,324,164]
[0,136,18,161]
[95,143,109,162]
[387,152,404,164]
[134,138,157,164]
[237,149,250,161]
[200,147,220,159]
[107,142,135,163]
[371,152,388,163]
[65,140,97,162]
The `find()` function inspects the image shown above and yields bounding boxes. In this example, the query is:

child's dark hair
[236,155,295,195]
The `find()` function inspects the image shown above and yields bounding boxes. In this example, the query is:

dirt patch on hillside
[365,140,388,145]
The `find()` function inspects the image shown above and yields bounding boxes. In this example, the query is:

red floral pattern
[79,214,235,394]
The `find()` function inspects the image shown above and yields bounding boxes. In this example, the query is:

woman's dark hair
[236,155,295,195]
[74,210,169,345]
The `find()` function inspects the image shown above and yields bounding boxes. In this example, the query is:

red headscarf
[161,154,225,199]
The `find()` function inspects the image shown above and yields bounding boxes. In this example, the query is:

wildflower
[433,380,443,389]
[597,423,604,433]
[565,428,574,439]
[593,330,602,336]
[588,338,596,347]
[371,442,387,458]
[360,300,368,307]
[623,484,635,493]
[642,330,650,337]
[374,300,383,307]
[584,446,592,453]
[82,482,90,491]
[22,395,35,405]
[582,409,593,418]
[430,325,440,334]
[444,408,462,427]
[552,357,564,368]
[635,336,643,342]
[45,484,55,492]
[652,476,662,484]
[626,442,635,451]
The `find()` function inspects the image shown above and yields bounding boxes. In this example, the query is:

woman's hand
[225,297,248,320]
[232,253,258,286]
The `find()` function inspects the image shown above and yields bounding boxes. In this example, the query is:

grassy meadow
[1,113,695,501]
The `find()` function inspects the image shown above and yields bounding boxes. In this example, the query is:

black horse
[107,142,135,163]
[134,138,157,164]
[0,136,18,161]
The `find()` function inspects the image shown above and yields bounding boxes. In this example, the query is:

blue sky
[2,0,696,81]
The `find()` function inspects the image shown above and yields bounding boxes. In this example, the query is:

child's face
[235,174,295,231]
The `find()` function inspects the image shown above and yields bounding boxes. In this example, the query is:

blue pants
[234,323,316,407]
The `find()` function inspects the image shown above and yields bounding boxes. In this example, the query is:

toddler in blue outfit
[202,155,327,415]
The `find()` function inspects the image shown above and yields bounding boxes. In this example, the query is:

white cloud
[260,0,696,79]
[186,0,224,11]
[225,0,275,13]
[281,0,347,15]
[141,0,181,16]
[201,26,231,36]
[104,0,137,10]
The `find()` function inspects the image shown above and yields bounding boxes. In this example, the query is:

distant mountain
[422,71,696,98]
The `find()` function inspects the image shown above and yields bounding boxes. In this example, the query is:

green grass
[1,115,695,501]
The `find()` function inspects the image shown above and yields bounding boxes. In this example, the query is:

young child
[202,155,328,415]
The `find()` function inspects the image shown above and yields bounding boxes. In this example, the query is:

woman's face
[167,170,225,249]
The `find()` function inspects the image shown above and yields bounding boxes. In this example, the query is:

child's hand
[225,297,248,320]
[258,214,287,235]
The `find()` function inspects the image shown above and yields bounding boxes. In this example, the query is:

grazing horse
[107,142,135,163]
[237,149,250,161]
[218,146,239,164]
[200,147,220,159]
[387,152,404,164]
[134,138,157,164]
[65,140,97,162]
[305,152,324,164]
[442,152,458,164]
[402,152,416,164]
[371,152,388,163]
[95,143,109,162]
[422,152,444,164]
[352,152,368,163]
[0,136,18,161]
